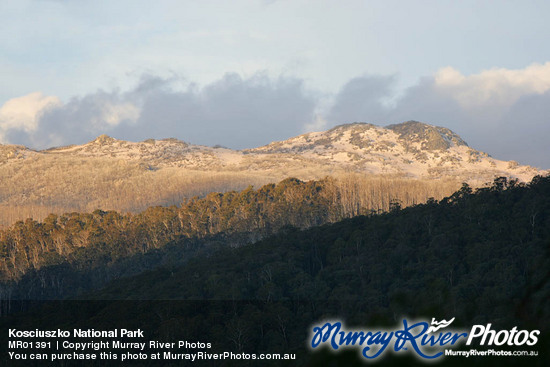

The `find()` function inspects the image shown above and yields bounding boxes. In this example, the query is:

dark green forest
[91,176,550,318]
[1,175,549,366]
[0,178,343,299]
[0,176,449,300]
[86,176,550,361]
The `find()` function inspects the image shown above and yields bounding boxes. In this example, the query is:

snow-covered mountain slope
[0,120,545,226]
[2,121,543,182]
[43,134,243,169]
[245,121,541,183]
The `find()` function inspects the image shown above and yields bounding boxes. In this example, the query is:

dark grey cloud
[393,85,550,169]
[123,73,316,147]
[6,90,138,149]
[4,70,549,169]
[326,75,394,125]
[325,74,549,169]
[8,73,316,150]
[496,91,550,168]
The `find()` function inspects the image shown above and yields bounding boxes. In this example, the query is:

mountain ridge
[1,121,542,180]
[0,120,545,226]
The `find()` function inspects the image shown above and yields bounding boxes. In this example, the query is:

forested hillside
[0,176,456,283]
[0,176,460,302]
[1,176,549,303]
[1,175,548,366]
[82,174,550,366]
[89,175,550,314]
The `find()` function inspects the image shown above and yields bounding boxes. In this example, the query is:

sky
[0,0,549,168]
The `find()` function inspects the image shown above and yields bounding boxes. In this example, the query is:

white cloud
[434,62,550,108]
[0,91,141,147]
[1,73,315,150]
[303,114,328,133]
[2,65,549,168]
[0,92,61,133]
[324,64,550,168]
[95,101,140,127]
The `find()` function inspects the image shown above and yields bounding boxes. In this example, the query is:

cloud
[2,91,141,148]
[496,90,550,168]
[113,72,317,148]
[1,64,549,168]
[0,92,61,138]
[96,101,140,127]
[392,64,550,168]
[325,63,550,168]
[326,75,394,125]
[434,62,550,109]
[1,72,316,149]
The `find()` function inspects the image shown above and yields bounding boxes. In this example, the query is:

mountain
[5,121,539,179]
[0,121,544,226]
[247,121,539,182]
